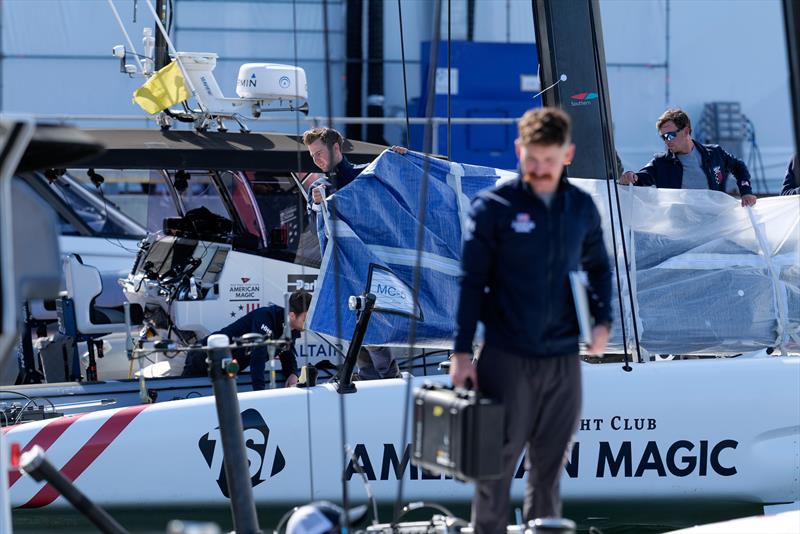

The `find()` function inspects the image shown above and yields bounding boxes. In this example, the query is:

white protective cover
[235,63,308,101]
[573,182,800,356]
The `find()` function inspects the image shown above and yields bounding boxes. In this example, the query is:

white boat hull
[5,357,799,511]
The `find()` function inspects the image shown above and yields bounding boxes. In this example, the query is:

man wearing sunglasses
[619,108,757,207]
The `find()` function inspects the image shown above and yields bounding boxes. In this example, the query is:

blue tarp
[306,151,513,347]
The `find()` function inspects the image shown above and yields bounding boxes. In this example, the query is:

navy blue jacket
[182,305,299,390]
[307,156,368,212]
[781,155,799,196]
[454,176,612,358]
[633,140,753,196]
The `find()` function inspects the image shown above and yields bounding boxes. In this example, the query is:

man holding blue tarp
[451,107,612,532]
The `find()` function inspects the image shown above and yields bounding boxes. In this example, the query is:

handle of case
[464,377,474,391]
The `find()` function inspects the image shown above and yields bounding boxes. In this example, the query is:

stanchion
[206,334,262,534]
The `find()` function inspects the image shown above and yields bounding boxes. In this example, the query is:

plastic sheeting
[307,151,800,355]
[575,181,800,355]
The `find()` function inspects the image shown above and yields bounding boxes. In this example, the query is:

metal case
[412,382,505,482]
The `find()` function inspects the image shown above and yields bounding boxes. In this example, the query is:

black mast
[154,0,170,70]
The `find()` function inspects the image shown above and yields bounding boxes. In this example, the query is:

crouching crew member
[450,107,612,532]
[182,290,312,389]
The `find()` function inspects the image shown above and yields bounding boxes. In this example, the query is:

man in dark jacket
[780,154,798,195]
[302,127,407,210]
[303,127,369,211]
[451,107,612,532]
[182,290,312,389]
[619,108,757,207]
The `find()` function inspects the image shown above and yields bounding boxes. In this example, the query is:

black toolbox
[411,382,505,482]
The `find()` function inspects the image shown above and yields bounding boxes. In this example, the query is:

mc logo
[198,408,286,497]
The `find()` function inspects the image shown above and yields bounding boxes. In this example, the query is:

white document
[569,271,593,346]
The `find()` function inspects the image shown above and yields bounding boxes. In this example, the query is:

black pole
[467,0,475,41]
[20,446,129,534]
[366,0,386,144]
[335,293,376,394]
[206,335,261,534]
[345,0,364,140]
[397,0,411,147]
[784,0,800,179]
[154,0,169,70]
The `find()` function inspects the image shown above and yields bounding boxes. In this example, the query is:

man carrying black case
[450,107,612,533]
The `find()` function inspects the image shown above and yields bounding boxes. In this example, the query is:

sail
[307,151,800,355]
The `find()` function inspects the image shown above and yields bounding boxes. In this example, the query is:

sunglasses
[660,127,684,142]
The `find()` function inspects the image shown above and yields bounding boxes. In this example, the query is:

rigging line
[447,0,451,160]
[603,178,631,365]
[588,2,639,367]
[397,0,411,147]
[393,0,443,523]
[291,0,315,502]
[321,0,350,523]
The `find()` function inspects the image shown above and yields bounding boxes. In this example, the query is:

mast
[153,0,170,70]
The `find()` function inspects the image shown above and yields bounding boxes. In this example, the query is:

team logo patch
[198,409,285,498]
[713,166,723,185]
[511,213,536,233]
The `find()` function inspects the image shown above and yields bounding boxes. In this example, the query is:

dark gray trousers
[472,346,581,534]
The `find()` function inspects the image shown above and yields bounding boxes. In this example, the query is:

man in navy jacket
[302,127,407,211]
[451,107,612,531]
[182,290,312,389]
[619,108,757,207]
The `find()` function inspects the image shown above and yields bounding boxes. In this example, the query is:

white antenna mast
[107,0,145,77]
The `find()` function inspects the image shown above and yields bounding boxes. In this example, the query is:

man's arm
[580,201,612,355]
[780,156,799,196]
[278,349,299,387]
[720,147,756,205]
[453,197,495,354]
[619,157,658,186]
[451,197,495,388]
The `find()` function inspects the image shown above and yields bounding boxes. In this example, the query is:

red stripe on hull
[7,414,88,487]
[19,404,149,509]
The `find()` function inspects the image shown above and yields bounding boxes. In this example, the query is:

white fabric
[572,180,800,355]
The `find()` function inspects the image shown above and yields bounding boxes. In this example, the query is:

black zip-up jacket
[182,305,300,389]
[453,175,612,358]
[307,156,368,212]
[632,140,752,196]
[781,155,798,196]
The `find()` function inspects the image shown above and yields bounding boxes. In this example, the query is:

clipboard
[569,271,593,346]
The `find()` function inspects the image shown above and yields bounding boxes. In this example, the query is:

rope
[393,0,443,522]
[397,0,411,148]
[320,0,351,523]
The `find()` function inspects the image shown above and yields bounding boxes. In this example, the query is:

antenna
[533,73,568,100]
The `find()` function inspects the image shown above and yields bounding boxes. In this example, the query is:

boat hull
[5,357,799,511]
